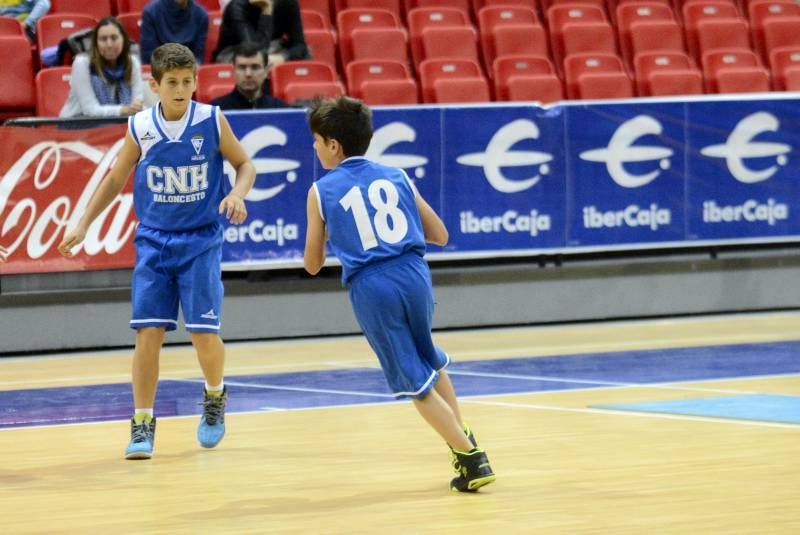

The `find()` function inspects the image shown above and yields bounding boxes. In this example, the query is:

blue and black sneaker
[197,387,227,448]
[125,415,156,460]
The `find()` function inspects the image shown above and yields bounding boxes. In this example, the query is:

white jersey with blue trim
[129,101,225,231]
[313,157,426,284]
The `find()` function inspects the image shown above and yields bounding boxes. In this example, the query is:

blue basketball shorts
[130,223,224,333]
[348,253,450,399]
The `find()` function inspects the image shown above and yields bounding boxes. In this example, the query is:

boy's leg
[126,327,165,460]
[432,370,463,425]
[412,388,474,453]
[192,332,227,449]
[132,327,165,408]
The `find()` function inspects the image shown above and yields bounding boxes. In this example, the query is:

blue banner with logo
[220,96,800,268]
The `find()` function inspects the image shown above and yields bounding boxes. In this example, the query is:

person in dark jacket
[211,41,290,110]
[213,0,309,66]
[140,0,209,64]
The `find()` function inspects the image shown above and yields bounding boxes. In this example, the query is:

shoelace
[131,422,151,443]
[201,395,226,425]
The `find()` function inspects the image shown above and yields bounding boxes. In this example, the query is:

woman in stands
[60,17,144,118]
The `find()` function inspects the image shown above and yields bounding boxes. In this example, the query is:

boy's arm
[217,112,256,224]
[57,133,140,257]
[303,185,326,275]
[406,178,448,246]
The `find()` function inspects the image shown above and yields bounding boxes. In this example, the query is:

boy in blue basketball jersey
[303,97,495,492]
[58,43,256,460]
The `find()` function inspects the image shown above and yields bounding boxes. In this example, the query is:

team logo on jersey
[191,135,205,160]
[366,122,429,178]
[456,119,553,193]
[579,115,673,189]
[200,308,218,320]
[699,112,791,184]
[141,131,156,141]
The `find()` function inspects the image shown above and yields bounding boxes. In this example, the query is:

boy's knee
[191,332,222,350]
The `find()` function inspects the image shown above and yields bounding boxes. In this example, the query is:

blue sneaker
[197,387,227,448]
[125,416,156,460]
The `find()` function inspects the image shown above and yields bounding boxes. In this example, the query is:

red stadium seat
[769,47,800,90]
[634,51,703,95]
[117,12,142,43]
[360,78,420,104]
[284,80,346,103]
[0,36,35,112]
[682,1,744,60]
[547,4,609,71]
[205,10,223,64]
[35,67,72,117]
[116,0,149,15]
[421,25,480,64]
[418,57,485,102]
[196,64,235,103]
[305,29,338,70]
[300,0,333,29]
[405,0,472,19]
[748,0,800,60]
[334,0,402,17]
[701,48,769,93]
[628,20,686,63]
[407,7,471,69]
[301,9,331,31]
[615,2,677,68]
[351,27,410,64]
[563,52,633,99]
[36,14,98,52]
[477,5,544,69]
[336,8,401,67]
[785,67,800,89]
[432,76,491,102]
[0,16,25,37]
[492,54,563,102]
[762,17,800,60]
[194,0,220,12]
[346,59,412,93]
[50,0,112,19]
[271,60,339,101]
[695,18,752,62]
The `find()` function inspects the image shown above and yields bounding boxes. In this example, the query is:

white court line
[174,377,396,399]
[462,399,800,429]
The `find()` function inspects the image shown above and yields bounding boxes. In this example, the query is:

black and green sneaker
[449,423,479,473]
[450,448,496,492]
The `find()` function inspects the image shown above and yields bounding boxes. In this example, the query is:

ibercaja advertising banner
[2,97,800,275]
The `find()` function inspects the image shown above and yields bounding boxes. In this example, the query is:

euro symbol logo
[700,112,790,184]
[225,126,301,201]
[579,115,673,188]
[456,119,553,193]
[366,122,429,178]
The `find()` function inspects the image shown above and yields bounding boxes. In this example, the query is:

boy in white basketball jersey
[58,43,256,459]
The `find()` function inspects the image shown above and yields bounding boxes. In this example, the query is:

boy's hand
[219,194,247,224]
[58,226,87,258]
[0,245,8,263]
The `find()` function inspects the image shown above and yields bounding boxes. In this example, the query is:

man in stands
[211,41,289,110]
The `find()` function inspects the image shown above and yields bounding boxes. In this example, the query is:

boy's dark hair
[150,43,197,83]
[232,41,268,67]
[307,96,373,157]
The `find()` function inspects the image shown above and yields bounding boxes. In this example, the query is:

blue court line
[2,340,800,429]
[592,394,800,424]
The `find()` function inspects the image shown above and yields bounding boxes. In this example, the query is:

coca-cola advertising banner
[2,96,800,275]
[0,124,137,274]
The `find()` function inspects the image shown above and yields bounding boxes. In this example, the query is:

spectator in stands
[60,17,144,118]
[211,41,289,109]
[0,0,50,39]
[213,0,309,65]
[140,0,209,65]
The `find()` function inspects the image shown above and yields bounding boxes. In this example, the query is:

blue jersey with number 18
[312,156,426,284]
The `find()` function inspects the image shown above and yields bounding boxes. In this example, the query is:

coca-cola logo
[0,134,138,269]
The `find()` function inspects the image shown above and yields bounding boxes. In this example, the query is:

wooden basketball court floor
[2,312,799,533]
